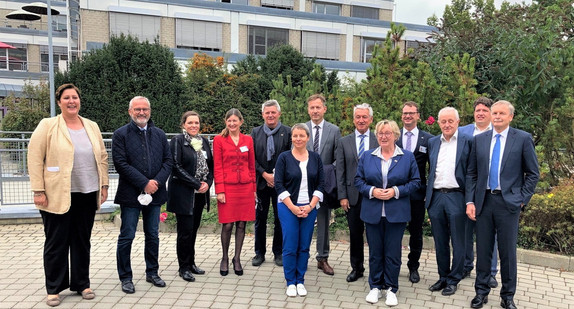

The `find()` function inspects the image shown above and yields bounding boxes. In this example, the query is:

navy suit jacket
[458,123,475,137]
[396,128,433,200]
[424,131,472,209]
[336,131,378,206]
[465,127,539,215]
[354,148,421,224]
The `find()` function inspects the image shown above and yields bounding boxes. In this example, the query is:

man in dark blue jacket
[113,96,173,294]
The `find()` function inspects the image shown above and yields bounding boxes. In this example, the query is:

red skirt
[217,183,255,223]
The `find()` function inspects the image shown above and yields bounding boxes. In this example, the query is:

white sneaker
[385,288,398,306]
[286,284,297,297]
[366,288,382,304]
[296,283,307,296]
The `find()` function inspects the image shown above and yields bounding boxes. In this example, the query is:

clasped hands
[290,204,313,218]
[372,187,395,200]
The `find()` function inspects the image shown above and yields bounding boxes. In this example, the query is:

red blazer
[213,133,256,194]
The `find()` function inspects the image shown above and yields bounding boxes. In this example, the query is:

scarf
[182,130,209,182]
[263,122,281,161]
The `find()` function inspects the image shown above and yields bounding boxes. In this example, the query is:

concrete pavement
[0,222,573,309]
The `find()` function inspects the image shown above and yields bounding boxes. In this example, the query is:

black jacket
[167,134,214,215]
[251,124,291,191]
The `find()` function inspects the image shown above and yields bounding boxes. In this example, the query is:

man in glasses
[396,101,433,284]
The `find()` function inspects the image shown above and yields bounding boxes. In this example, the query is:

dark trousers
[254,186,282,257]
[41,192,97,294]
[475,193,520,300]
[116,204,160,282]
[406,199,425,271]
[278,202,317,286]
[465,218,499,276]
[428,191,466,285]
[175,193,206,271]
[346,200,365,271]
[365,217,406,293]
[315,199,331,260]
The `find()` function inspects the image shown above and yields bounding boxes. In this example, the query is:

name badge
[240,146,249,153]
[419,146,427,153]
[202,150,208,159]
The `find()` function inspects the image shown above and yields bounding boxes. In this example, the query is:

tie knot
[315,125,320,130]
[495,133,501,138]
[406,131,413,137]
[359,134,366,139]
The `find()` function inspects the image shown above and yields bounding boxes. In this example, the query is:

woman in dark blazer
[274,123,324,297]
[167,111,214,282]
[354,119,421,307]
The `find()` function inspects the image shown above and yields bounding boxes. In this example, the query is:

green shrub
[519,181,574,255]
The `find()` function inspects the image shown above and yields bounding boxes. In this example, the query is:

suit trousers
[465,218,499,275]
[116,204,160,282]
[175,193,207,271]
[278,202,317,286]
[346,200,365,271]
[406,198,425,271]
[365,217,406,293]
[475,193,520,300]
[428,191,466,285]
[315,201,331,260]
[254,186,282,257]
[40,191,97,294]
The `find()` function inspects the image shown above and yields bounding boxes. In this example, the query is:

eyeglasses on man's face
[132,108,150,113]
[402,112,418,116]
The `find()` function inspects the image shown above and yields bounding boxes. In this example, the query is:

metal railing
[0,132,217,207]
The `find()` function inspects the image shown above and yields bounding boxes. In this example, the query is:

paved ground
[0,222,573,309]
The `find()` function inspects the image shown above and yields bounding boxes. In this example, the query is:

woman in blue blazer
[274,123,325,298]
[355,119,421,306]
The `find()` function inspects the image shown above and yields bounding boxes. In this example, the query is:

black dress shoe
[462,269,472,279]
[441,284,457,296]
[470,294,488,308]
[252,255,265,266]
[179,270,195,282]
[428,280,447,292]
[408,269,420,283]
[488,275,499,288]
[121,280,135,294]
[191,265,205,275]
[274,255,283,266]
[346,270,364,282]
[146,275,166,287]
[500,299,517,309]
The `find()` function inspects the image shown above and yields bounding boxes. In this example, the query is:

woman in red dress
[213,108,256,276]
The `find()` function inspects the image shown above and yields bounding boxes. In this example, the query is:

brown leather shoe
[317,259,334,275]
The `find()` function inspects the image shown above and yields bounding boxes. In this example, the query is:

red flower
[159,212,168,222]
[425,116,435,125]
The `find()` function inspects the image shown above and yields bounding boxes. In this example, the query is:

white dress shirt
[402,126,419,153]
[488,126,509,190]
[355,129,371,155]
[433,131,459,189]
[311,119,325,151]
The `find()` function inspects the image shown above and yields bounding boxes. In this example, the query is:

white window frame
[248,26,289,56]
[301,31,340,61]
[109,12,160,42]
[176,19,222,51]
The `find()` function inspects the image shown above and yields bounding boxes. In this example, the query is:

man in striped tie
[336,103,377,282]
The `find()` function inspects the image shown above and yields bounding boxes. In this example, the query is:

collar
[372,145,404,159]
[403,126,419,136]
[355,129,370,138]
[441,130,458,142]
[474,122,492,133]
[311,119,325,129]
[493,126,510,139]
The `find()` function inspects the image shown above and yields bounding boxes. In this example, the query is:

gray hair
[129,96,150,109]
[291,123,310,137]
[438,107,460,121]
[261,99,281,113]
[492,100,515,115]
[354,103,373,117]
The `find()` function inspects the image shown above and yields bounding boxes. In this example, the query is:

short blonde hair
[375,119,400,140]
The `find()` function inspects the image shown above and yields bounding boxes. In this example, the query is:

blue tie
[489,134,501,190]
[358,134,366,158]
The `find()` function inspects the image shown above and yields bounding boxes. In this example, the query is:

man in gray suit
[336,103,377,282]
[306,93,341,275]
[466,101,539,309]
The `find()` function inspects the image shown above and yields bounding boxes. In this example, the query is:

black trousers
[407,198,426,271]
[254,186,282,257]
[175,193,206,271]
[346,199,365,271]
[40,191,97,294]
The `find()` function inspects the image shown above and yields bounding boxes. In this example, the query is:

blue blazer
[354,148,421,224]
[465,127,539,215]
[274,151,325,204]
[424,132,472,209]
[458,123,475,137]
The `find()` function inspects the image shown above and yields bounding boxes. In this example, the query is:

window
[313,1,341,15]
[248,26,289,55]
[52,15,67,32]
[0,43,27,71]
[218,0,249,5]
[40,46,71,72]
[301,32,340,60]
[351,6,379,20]
[176,20,222,51]
[261,0,294,9]
[406,40,430,50]
[109,12,160,42]
[361,38,385,62]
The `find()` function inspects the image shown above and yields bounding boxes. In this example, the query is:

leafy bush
[519,180,574,255]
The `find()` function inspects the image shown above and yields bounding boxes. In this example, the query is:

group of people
[28,84,538,309]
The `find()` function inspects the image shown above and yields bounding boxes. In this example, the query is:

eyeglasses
[402,112,418,116]
[132,108,150,113]
[377,132,394,138]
